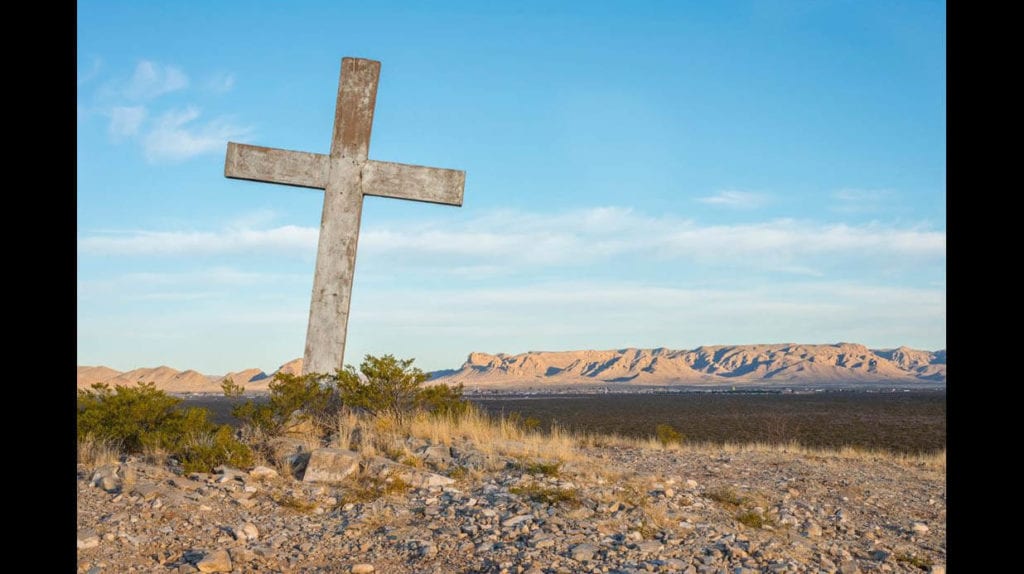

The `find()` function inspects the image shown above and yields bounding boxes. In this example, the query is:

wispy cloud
[78,206,945,279]
[696,190,770,209]
[79,224,315,256]
[141,107,251,162]
[108,106,147,138]
[123,60,189,100]
[206,72,236,94]
[831,188,893,213]
[78,56,103,86]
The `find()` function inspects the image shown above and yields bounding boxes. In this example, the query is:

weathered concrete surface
[224,57,465,375]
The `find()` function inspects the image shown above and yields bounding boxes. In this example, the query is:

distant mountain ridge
[431,343,945,387]
[77,343,945,393]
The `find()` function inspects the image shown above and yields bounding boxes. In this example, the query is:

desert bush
[232,371,336,434]
[77,382,253,473]
[335,354,469,424]
[78,382,192,452]
[417,382,471,418]
[655,423,685,447]
[220,376,245,397]
[178,425,255,474]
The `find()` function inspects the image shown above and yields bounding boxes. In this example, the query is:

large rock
[90,465,122,493]
[268,437,313,478]
[302,448,361,483]
[416,444,453,468]
[195,549,232,572]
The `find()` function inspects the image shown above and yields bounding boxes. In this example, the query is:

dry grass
[509,483,579,506]
[637,503,677,538]
[272,493,318,513]
[77,434,121,469]
[334,409,360,451]
[736,509,772,529]
[576,432,945,469]
[706,485,748,507]
[338,475,411,506]
[407,407,581,463]
[895,553,934,569]
[516,459,562,477]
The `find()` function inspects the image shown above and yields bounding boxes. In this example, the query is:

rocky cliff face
[77,343,945,393]
[436,343,945,386]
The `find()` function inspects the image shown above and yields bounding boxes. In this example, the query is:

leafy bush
[77,382,253,473]
[220,377,245,397]
[417,382,471,418]
[335,354,469,423]
[78,382,191,452]
[178,425,254,474]
[232,372,336,434]
[655,423,685,447]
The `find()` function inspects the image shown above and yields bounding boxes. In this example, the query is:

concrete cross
[224,57,465,375]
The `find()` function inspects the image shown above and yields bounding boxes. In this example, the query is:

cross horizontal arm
[361,160,465,206]
[225,143,330,189]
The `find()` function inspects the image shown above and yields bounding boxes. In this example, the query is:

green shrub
[220,377,245,397]
[78,382,190,453]
[232,371,336,434]
[178,425,255,474]
[655,423,685,447]
[77,382,253,473]
[417,382,471,418]
[334,354,469,423]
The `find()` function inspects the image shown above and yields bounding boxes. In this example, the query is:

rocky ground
[77,439,945,573]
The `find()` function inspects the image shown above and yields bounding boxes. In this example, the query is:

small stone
[838,560,861,574]
[351,565,375,574]
[636,540,662,553]
[570,543,598,562]
[249,466,279,480]
[870,549,891,561]
[929,566,945,574]
[502,514,533,527]
[77,531,100,549]
[241,523,259,541]
[664,488,675,498]
[195,549,232,573]
[801,521,822,538]
[910,522,929,534]
[685,479,698,489]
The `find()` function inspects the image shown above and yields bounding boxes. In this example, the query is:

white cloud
[124,60,188,100]
[77,206,945,282]
[77,56,102,86]
[831,188,894,213]
[79,224,315,256]
[141,107,251,162]
[108,105,147,138]
[206,72,236,93]
[696,190,769,209]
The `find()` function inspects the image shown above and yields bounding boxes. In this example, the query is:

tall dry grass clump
[77,434,121,469]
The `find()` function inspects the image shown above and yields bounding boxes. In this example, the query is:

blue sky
[77,1,946,374]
